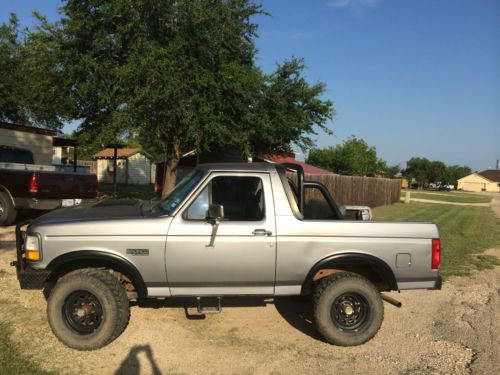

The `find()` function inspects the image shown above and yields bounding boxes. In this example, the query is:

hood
[30,200,145,226]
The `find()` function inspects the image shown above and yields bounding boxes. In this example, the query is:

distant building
[457,170,500,192]
[0,122,87,172]
[0,122,55,165]
[93,148,155,185]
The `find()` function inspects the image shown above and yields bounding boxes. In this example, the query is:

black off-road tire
[47,269,130,350]
[0,191,17,226]
[313,272,384,346]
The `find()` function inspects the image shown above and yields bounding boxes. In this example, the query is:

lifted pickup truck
[0,145,97,226]
[12,163,441,350]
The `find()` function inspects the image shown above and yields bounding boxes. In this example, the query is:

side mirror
[206,204,224,247]
[207,204,224,220]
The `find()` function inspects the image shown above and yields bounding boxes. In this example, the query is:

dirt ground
[0,207,498,374]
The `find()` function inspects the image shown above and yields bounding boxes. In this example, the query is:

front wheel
[47,269,130,350]
[313,272,384,346]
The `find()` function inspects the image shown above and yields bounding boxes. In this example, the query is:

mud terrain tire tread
[47,268,130,350]
[313,272,384,346]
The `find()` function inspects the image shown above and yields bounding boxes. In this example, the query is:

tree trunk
[161,136,181,198]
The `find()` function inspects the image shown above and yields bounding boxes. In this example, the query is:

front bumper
[11,221,50,289]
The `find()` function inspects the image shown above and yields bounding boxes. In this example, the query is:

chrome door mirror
[207,204,224,220]
[206,204,224,247]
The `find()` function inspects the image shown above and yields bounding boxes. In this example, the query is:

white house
[93,148,155,185]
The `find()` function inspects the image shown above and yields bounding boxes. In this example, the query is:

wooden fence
[299,173,401,207]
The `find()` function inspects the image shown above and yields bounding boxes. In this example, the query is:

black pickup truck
[0,145,97,225]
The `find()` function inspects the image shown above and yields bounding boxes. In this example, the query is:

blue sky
[1,0,499,171]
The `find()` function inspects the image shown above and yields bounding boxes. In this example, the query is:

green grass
[98,183,158,200]
[373,203,500,278]
[401,190,492,204]
[0,323,55,375]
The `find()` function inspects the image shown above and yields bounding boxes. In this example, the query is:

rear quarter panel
[275,216,440,293]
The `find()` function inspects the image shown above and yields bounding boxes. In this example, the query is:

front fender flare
[46,250,148,298]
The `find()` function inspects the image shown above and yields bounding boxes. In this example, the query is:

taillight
[29,173,39,194]
[432,239,441,269]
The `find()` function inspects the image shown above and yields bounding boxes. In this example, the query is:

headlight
[25,234,41,261]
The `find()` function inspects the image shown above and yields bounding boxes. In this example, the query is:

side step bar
[196,297,223,314]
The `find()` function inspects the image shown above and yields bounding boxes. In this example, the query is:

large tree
[404,157,431,187]
[0,13,69,130]
[403,157,471,187]
[0,14,24,124]
[250,58,333,156]
[446,165,471,185]
[307,137,387,176]
[37,0,333,194]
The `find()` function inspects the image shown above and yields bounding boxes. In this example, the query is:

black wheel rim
[331,292,369,331]
[63,290,103,334]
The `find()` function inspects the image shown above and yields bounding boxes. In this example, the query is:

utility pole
[105,143,125,198]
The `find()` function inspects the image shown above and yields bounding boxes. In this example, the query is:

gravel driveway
[0,225,498,375]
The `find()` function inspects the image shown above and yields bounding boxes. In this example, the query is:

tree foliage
[0,13,70,130]
[21,0,333,193]
[307,136,387,176]
[385,164,401,179]
[404,157,471,186]
[250,58,333,155]
[0,14,24,124]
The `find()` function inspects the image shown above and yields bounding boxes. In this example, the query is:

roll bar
[280,163,304,214]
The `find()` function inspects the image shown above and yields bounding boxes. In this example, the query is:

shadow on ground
[133,296,323,342]
[115,345,162,375]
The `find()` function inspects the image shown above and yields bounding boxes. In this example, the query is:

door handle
[252,229,272,236]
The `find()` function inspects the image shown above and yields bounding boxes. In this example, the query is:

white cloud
[328,0,381,14]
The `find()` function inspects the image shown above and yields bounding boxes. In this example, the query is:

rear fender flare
[302,252,398,294]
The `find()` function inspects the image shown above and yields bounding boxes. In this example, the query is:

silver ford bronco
[12,163,441,350]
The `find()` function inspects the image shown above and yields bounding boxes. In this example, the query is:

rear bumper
[432,275,442,290]
[397,275,442,291]
[11,221,50,289]
[14,198,62,210]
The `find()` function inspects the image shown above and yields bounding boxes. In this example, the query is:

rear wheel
[0,192,17,226]
[47,269,130,350]
[313,272,383,346]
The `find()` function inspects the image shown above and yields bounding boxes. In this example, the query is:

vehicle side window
[185,176,265,221]
[304,186,336,220]
[0,146,34,164]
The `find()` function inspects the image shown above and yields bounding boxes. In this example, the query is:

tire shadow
[274,297,324,341]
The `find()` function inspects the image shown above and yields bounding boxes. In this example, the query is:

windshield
[159,169,206,215]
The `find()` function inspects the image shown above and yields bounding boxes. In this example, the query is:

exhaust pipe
[381,293,402,308]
